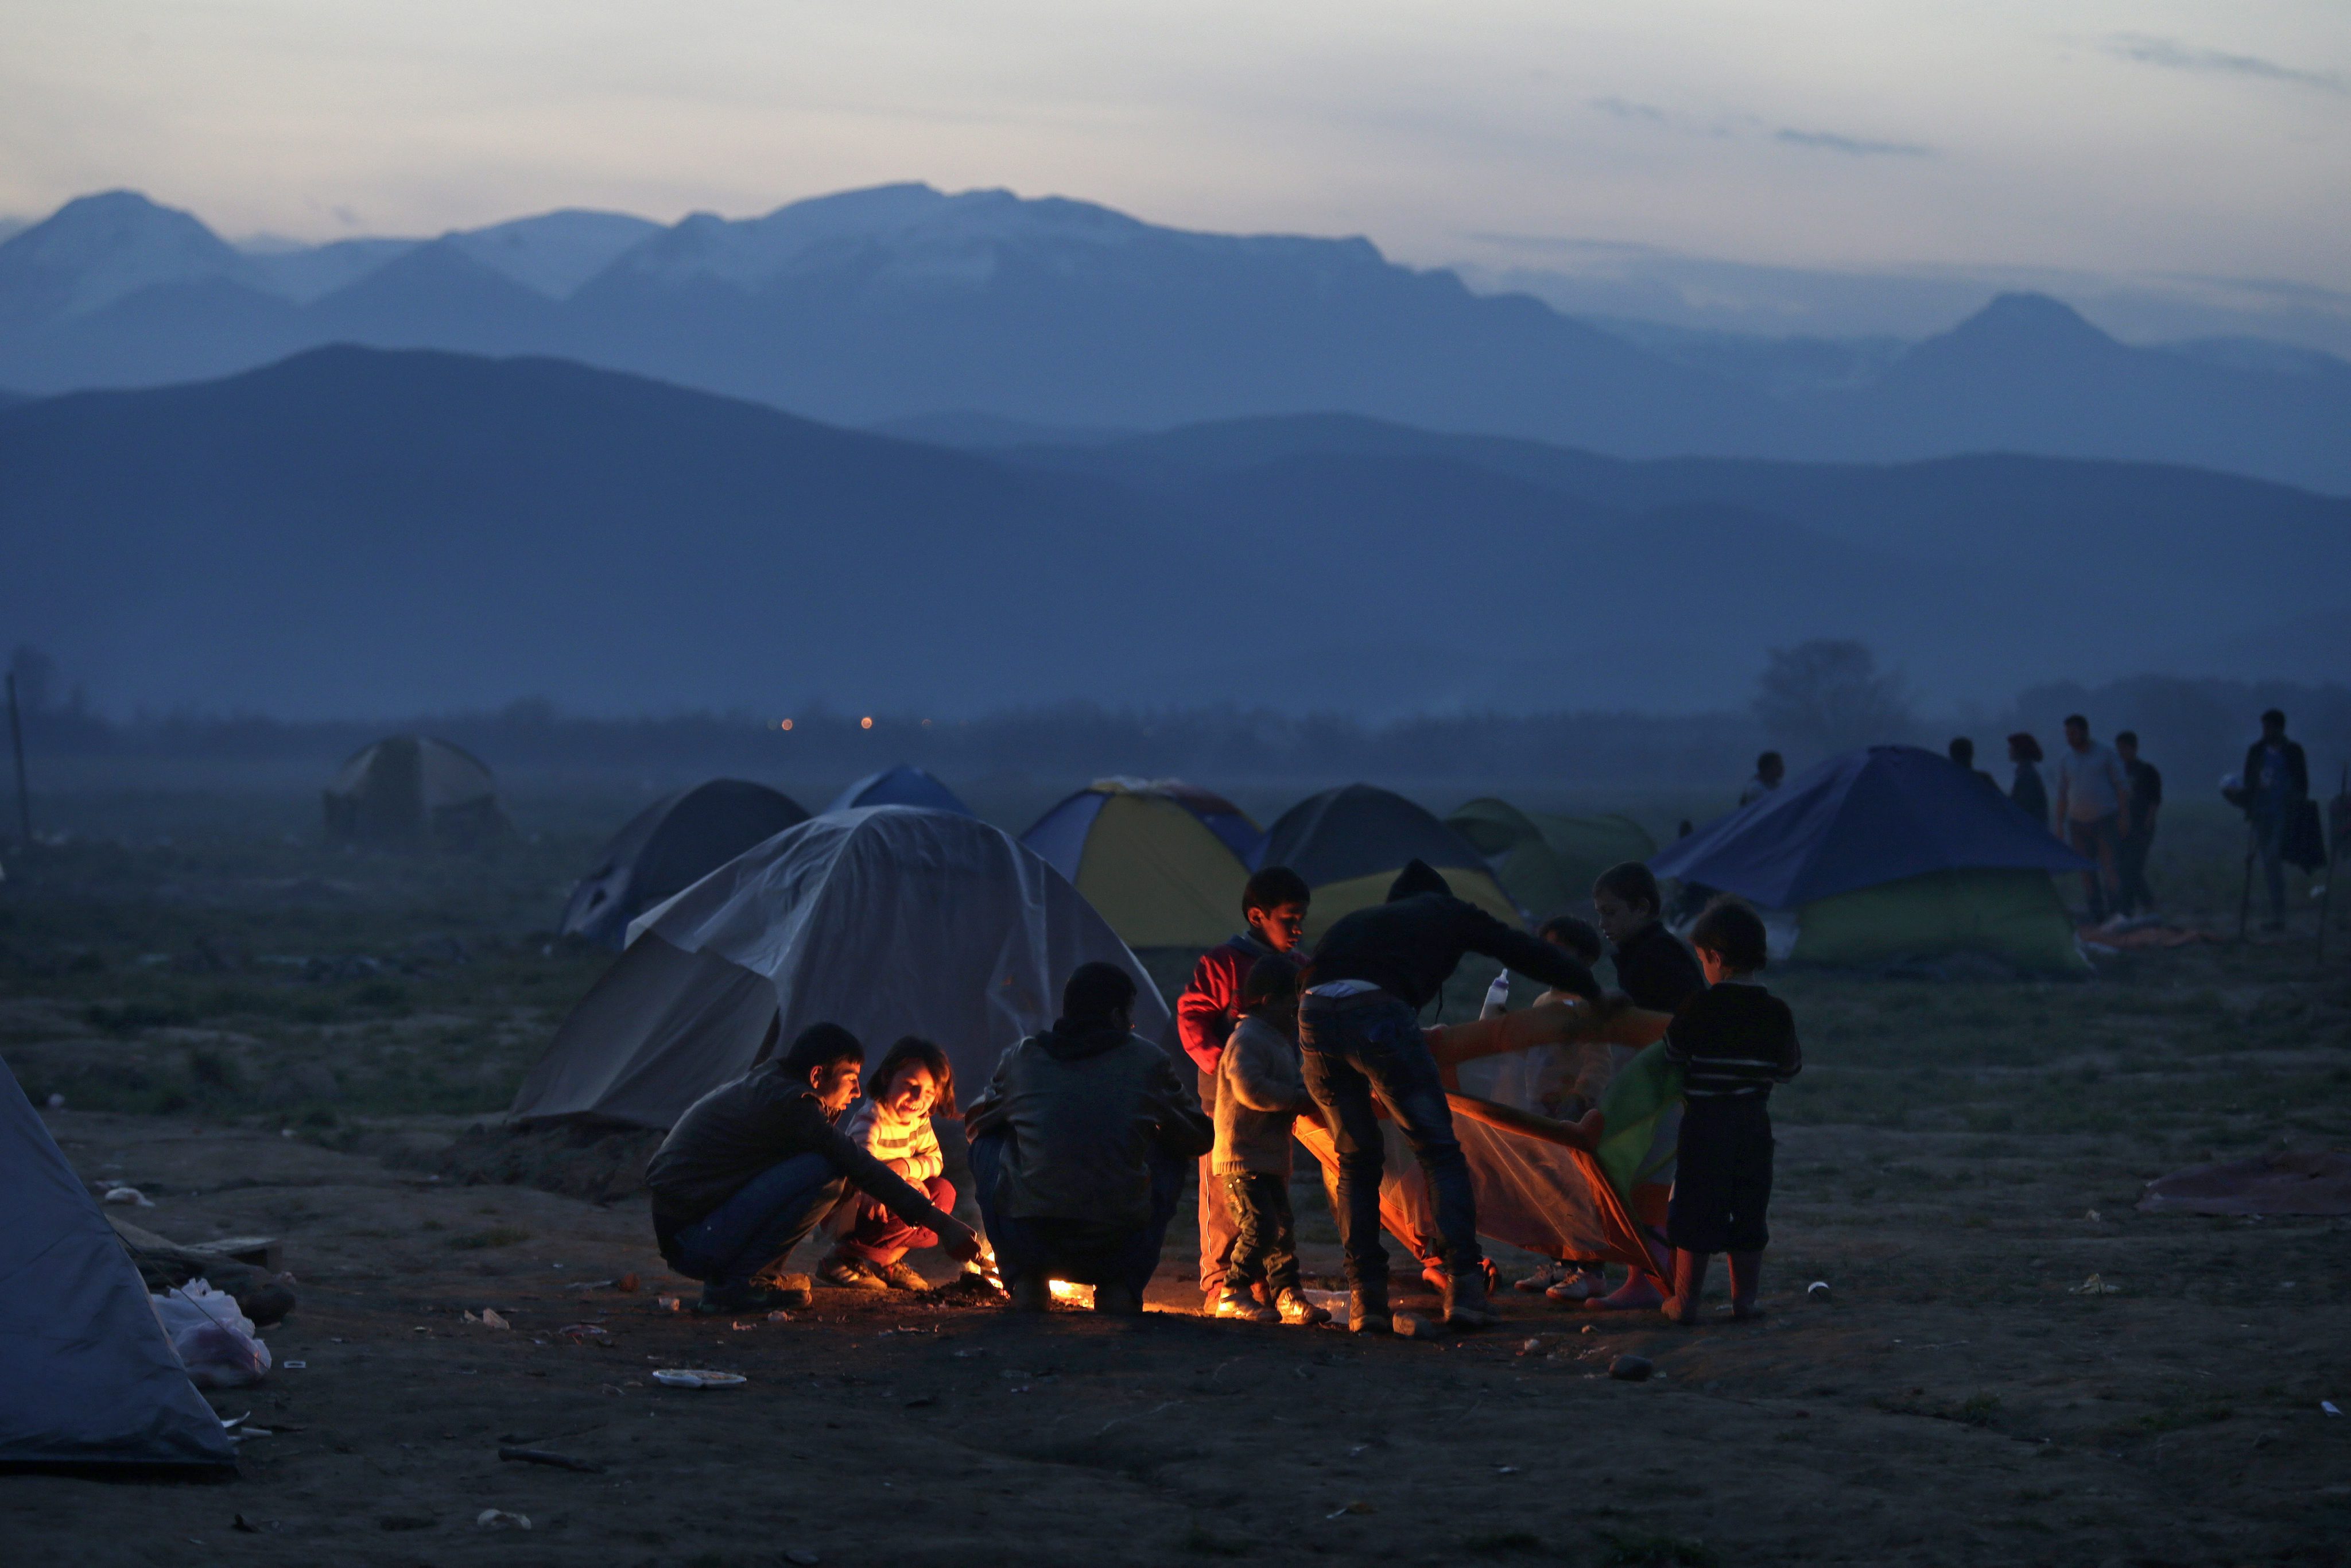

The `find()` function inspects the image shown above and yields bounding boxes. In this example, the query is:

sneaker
[816,1251,888,1292]
[1514,1261,1569,1294]
[1215,1286,1279,1324]
[1275,1288,1331,1326]
[874,1260,932,1293]
[1348,1287,1392,1336]
[1443,1268,1500,1331]
[1546,1266,1604,1303]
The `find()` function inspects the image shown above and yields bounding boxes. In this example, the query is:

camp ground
[1262,782,1520,938]
[559,779,811,949]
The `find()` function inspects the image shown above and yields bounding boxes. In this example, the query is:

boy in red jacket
[1177,865,1311,1305]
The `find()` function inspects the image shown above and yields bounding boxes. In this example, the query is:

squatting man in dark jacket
[646,1023,980,1314]
[964,962,1215,1315]
[1300,859,1601,1334]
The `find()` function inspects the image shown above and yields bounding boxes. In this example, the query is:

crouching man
[964,963,1214,1314]
[647,1023,980,1315]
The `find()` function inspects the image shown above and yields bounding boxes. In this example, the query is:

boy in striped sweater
[819,1037,957,1292]
[1660,899,1801,1325]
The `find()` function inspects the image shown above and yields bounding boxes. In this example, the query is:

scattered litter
[281,1360,306,1369]
[462,1309,511,1330]
[1391,1313,1437,1341]
[1496,1465,1519,1474]
[1609,1354,1655,1382]
[651,1369,746,1388]
[782,1551,820,1566]
[654,1296,682,1313]
[1518,1337,1545,1356]
[280,1130,294,1140]
[475,1509,532,1531]
[1347,1444,1368,1457]
[1807,1281,1832,1299]
[1326,1500,1378,1519]
[731,1321,756,1332]
[2085,1210,2101,1221]
[1581,1323,1596,1333]
[103,1187,154,1208]
[2069,1275,2120,1295]
[553,1324,608,1341]
[230,1514,276,1534]
[1301,1288,1349,1312]
[562,1279,616,1292]
[2324,1402,2342,1417]
[153,1280,270,1388]
[766,1310,793,1323]
[499,1446,606,1474]
[45,1093,64,1110]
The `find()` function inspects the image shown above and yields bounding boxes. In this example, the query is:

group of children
[1175,859,1801,1330]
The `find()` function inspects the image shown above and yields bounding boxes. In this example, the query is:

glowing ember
[1046,1280,1095,1308]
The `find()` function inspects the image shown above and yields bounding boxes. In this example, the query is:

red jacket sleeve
[1175,945,1243,1074]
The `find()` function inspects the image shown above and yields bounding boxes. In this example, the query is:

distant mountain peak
[0,189,253,320]
[1941,291,2115,350]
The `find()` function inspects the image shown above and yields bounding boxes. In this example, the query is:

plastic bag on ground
[152,1278,271,1388]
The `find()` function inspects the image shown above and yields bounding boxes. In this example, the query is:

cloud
[1773,128,1932,158]
[1589,96,1671,125]
[2102,33,2346,94]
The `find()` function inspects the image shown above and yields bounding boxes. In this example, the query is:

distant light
[779,719,794,732]
[860,716,874,730]
[921,719,932,728]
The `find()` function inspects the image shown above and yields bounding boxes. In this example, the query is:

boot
[1007,1273,1052,1312]
[1727,1250,1766,1319]
[1661,1249,1709,1324]
[1443,1266,1499,1331]
[1348,1280,1392,1336]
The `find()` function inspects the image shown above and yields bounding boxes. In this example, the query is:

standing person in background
[2008,733,2050,832]
[1586,861,1708,1313]
[2115,731,2162,918]
[2243,709,2310,933]
[1739,751,1786,806]
[2053,715,2131,923]
[1174,867,1310,1309]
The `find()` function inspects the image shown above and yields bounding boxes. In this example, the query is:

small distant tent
[0,1055,236,1468]
[511,808,1170,1130]
[1261,783,1520,940]
[1649,745,2093,972]
[1446,799,1658,921]
[561,780,812,949]
[825,764,974,817]
[321,735,506,848]
[1021,778,1263,949]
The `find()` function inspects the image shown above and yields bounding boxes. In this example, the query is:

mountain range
[1,188,2346,495]
[3,346,2343,719]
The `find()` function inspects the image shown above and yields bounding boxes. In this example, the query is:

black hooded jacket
[1304,860,1600,1010]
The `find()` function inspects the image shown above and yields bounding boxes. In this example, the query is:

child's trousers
[1223,1171,1301,1297]
[1666,1097,1774,1254]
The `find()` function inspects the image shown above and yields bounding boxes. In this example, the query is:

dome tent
[1446,798,1657,922]
[1648,744,2093,973]
[511,807,1170,1130]
[321,734,506,847]
[561,780,811,949]
[1021,778,1263,950]
[825,764,974,817]
[1260,783,1520,940]
[0,1055,236,1469]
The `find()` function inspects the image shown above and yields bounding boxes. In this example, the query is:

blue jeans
[1298,990,1481,1291]
[2255,811,2290,921]
[666,1153,846,1291]
[968,1130,1182,1300]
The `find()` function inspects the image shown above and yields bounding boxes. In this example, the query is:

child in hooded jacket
[1212,957,1329,1325]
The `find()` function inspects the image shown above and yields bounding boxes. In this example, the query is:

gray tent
[511,806,1171,1129]
[0,1057,236,1468]
[322,734,507,847]
[560,780,810,949]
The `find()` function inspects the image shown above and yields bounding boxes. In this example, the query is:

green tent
[1792,868,2086,973]
[1446,798,1657,921]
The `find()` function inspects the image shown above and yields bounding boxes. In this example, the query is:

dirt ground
[4,825,2349,1565]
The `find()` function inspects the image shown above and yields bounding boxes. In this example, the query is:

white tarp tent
[510,806,1173,1129]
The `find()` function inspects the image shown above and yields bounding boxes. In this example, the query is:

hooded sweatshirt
[964,1018,1213,1225]
[1215,1014,1308,1177]
[1176,930,1289,1074]
[1305,860,1600,1010]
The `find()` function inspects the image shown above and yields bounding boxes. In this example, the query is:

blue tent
[825,764,973,817]
[1651,745,2089,907]
[1651,747,2094,972]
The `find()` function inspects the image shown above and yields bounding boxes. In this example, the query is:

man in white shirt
[2052,713,2131,922]
[1739,751,1785,806]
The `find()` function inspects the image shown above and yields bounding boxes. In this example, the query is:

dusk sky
[6,1,2346,319]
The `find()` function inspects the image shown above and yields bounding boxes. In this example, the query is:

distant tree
[7,645,57,714]
[1753,640,1912,755]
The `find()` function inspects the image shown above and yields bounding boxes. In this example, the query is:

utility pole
[6,672,28,849]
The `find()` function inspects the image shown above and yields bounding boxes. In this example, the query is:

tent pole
[5,673,27,851]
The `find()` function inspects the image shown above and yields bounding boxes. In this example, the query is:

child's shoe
[1215,1285,1279,1324]
[1275,1288,1330,1326]
[874,1260,933,1293]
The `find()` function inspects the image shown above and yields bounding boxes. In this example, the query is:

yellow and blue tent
[1021,778,1263,949]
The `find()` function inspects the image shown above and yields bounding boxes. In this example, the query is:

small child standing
[1661,899,1801,1324]
[819,1036,958,1293]
[1213,957,1329,1326]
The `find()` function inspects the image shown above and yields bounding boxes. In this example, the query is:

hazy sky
[6,0,2346,292]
